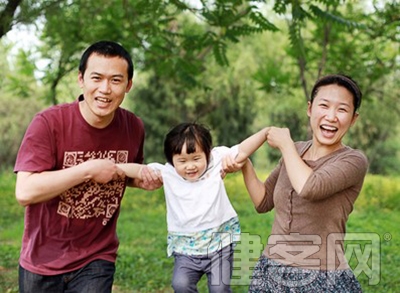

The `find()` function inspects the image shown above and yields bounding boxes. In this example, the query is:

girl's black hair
[310,74,362,114]
[164,122,212,166]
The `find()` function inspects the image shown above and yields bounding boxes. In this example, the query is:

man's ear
[125,80,133,93]
[78,72,84,88]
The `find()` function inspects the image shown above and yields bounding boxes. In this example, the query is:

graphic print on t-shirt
[58,150,128,225]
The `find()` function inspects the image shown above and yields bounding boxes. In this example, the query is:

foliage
[0,1,399,174]
[1,170,400,292]
[356,174,400,212]
[31,0,280,104]
[253,1,400,173]
[0,95,45,169]
[0,41,46,169]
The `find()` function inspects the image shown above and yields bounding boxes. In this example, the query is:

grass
[1,170,399,292]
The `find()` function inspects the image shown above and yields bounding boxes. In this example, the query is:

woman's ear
[350,112,359,127]
[307,101,312,118]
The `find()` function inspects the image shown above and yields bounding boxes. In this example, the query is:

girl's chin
[184,176,199,182]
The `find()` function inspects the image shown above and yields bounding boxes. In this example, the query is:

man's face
[78,53,133,128]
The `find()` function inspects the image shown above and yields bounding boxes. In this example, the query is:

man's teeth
[96,97,111,103]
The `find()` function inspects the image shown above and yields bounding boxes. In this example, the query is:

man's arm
[16,159,124,206]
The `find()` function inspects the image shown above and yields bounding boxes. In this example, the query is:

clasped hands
[221,126,292,177]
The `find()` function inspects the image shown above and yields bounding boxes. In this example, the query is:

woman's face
[307,84,358,150]
[172,143,208,182]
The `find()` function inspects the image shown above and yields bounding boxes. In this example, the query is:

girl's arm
[235,127,269,164]
[116,163,144,179]
[117,163,163,190]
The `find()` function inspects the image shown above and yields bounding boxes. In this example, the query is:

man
[14,40,161,292]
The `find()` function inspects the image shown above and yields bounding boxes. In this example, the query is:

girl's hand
[221,155,248,178]
[137,166,163,190]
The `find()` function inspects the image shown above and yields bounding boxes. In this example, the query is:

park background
[0,0,399,292]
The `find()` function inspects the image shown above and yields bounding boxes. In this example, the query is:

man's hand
[85,159,125,183]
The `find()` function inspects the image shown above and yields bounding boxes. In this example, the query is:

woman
[225,74,368,292]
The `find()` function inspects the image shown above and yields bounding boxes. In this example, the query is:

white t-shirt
[148,145,239,233]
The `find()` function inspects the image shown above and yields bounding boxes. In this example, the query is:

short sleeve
[14,113,56,173]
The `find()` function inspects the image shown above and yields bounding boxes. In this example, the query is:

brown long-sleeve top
[257,140,368,271]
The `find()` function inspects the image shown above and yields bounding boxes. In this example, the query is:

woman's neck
[303,141,344,161]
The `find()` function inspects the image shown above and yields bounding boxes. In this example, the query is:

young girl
[118,122,269,293]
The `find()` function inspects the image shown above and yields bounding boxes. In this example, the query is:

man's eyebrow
[90,72,125,78]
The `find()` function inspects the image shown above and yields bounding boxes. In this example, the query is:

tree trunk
[0,0,23,38]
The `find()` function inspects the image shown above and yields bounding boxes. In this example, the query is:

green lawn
[1,170,399,292]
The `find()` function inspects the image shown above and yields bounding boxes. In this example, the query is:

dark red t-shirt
[14,98,144,275]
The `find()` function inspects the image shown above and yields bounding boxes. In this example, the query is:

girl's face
[307,84,358,151]
[172,143,208,182]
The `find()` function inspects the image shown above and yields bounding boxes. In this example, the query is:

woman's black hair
[164,122,212,166]
[310,74,362,114]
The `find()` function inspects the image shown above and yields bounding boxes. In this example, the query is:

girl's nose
[186,163,195,170]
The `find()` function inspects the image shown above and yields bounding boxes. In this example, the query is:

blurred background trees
[1,0,399,174]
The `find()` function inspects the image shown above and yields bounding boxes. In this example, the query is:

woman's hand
[265,127,293,151]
